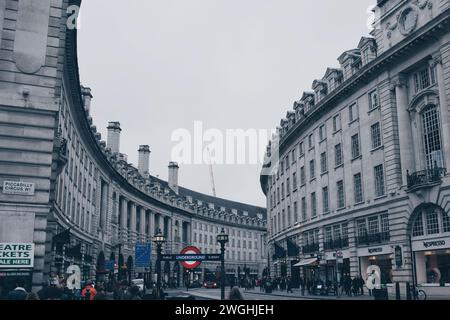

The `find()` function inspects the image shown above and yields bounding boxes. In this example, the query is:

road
[166,288,311,300]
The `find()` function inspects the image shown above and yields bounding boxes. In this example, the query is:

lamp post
[217,228,229,300]
[152,229,166,300]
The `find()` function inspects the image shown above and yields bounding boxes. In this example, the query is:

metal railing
[407,167,446,190]
[324,238,349,250]
[356,232,390,246]
[302,243,319,254]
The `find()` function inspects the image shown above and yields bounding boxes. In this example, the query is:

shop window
[412,214,424,237]
[442,213,450,233]
[426,209,440,235]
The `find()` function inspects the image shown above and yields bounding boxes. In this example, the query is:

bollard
[395,282,401,300]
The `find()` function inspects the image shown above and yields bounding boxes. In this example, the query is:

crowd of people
[257,274,367,297]
[0,278,166,300]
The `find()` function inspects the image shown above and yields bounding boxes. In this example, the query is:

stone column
[393,75,415,185]
[120,197,128,242]
[139,207,146,240]
[100,182,108,231]
[432,54,450,170]
[130,203,137,240]
[148,211,154,237]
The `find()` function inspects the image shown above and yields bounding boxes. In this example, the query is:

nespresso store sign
[412,236,450,251]
[357,245,392,257]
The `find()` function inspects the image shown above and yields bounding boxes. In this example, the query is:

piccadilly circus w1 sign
[180,246,202,270]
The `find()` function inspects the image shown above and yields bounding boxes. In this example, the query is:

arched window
[411,206,450,238]
[422,105,443,169]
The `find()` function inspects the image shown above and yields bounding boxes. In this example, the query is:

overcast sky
[77,0,375,207]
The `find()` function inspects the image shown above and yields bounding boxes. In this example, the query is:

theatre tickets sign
[0,243,35,268]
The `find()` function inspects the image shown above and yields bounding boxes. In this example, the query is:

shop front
[0,243,35,297]
[324,250,350,283]
[412,235,450,286]
[358,245,393,284]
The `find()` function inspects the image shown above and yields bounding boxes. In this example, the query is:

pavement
[173,288,373,300]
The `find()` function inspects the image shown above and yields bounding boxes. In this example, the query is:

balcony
[407,168,446,192]
[302,243,319,254]
[356,232,390,246]
[323,238,349,251]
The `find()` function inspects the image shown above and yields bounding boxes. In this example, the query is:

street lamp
[217,228,229,300]
[152,229,166,299]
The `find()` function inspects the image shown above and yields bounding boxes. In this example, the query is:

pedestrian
[93,284,108,300]
[287,277,293,293]
[114,280,130,300]
[81,281,97,300]
[352,277,358,296]
[129,285,141,300]
[359,275,365,295]
[26,292,40,300]
[7,280,28,300]
[228,286,244,300]
[300,277,305,296]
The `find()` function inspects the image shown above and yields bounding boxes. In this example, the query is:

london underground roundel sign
[180,246,202,269]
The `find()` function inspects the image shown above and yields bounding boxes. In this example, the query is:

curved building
[0,0,266,292]
[261,0,450,297]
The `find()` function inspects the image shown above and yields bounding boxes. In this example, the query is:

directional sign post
[135,243,152,269]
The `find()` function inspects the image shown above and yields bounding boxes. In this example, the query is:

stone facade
[0,0,267,293]
[261,0,450,297]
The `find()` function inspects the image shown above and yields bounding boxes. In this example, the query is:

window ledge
[336,206,346,212]
[348,118,360,126]
[351,155,362,162]
[335,163,344,170]
[374,195,387,201]
[367,105,381,115]
[309,146,315,152]
[310,177,317,183]
[370,145,384,153]
[319,138,327,144]
[332,129,342,136]
[321,171,329,177]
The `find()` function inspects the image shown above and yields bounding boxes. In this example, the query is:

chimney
[107,121,121,154]
[138,145,151,176]
[168,162,179,194]
[81,86,93,114]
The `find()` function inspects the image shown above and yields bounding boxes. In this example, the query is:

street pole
[157,243,162,299]
[220,244,225,300]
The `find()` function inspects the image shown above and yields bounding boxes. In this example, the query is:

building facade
[0,0,266,293]
[261,0,450,297]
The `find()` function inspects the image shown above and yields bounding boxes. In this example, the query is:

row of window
[270,165,386,234]
[273,122,383,192]
[280,90,381,170]
[271,163,386,214]
[193,222,258,239]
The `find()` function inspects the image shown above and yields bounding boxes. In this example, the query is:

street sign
[105,260,115,272]
[161,254,221,262]
[3,181,35,196]
[180,246,202,269]
[135,243,151,268]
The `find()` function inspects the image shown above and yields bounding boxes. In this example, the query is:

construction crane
[206,147,217,197]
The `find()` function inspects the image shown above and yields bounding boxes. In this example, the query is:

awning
[293,258,318,267]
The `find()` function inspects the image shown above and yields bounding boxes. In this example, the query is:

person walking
[228,286,244,300]
[300,277,305,296]
[286,277,293,293]
[358,275,365,295]
[7,280,28,300]
[81,281,97,300]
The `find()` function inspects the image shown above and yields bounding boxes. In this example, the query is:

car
[203,281,218,289]
[131,279,145,292]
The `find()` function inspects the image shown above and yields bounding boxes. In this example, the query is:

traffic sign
[135,243,151,268]
[180,246,202,269]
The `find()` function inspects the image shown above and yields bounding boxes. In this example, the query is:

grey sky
[77,0,375,207]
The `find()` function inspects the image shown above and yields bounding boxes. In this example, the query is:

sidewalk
[242,288,373,300]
